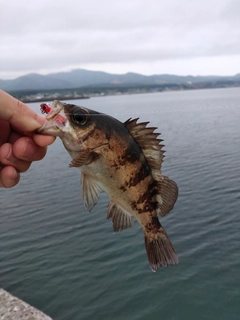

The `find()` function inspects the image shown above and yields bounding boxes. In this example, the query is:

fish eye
[72,112,88,126]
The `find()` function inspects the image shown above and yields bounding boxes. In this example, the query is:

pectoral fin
[107,202,134,232]
[82,173,101,211]
[69,149,99,168]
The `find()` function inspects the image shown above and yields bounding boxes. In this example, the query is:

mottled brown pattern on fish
[120,162,150,189]
[82,126,109,151]
[144,216,161,233]
[131,197,158,214]
[113,147,139,169]
[129,180,159,214]
[140,216,167,242]
[103,122,161,218]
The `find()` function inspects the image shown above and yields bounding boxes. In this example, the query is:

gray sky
[1,0,240,79]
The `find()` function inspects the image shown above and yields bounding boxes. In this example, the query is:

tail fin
[144,227,178,272]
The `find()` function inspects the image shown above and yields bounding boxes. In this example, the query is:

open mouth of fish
[37,100,67,134]
[45,100,66,124]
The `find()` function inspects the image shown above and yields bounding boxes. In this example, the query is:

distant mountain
[0,73,71,91]
[0,69,240,92]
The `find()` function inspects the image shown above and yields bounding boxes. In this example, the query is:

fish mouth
[37,100,67,135]
[46,100,65,123]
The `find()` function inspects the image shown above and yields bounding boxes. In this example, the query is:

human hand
[0,90,55,188]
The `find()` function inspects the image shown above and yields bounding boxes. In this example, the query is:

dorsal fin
[124,118,165,179]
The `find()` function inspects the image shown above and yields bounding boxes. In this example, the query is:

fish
[37,100,178,271]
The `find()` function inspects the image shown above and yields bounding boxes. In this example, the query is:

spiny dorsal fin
[124,118,165,177]
[107,202,134,233]
[81,173,101,212]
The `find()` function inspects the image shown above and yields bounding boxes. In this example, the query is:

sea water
[0,87,240,319]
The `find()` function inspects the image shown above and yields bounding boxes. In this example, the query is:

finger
[33,134,56,147]
[13,137,48,161]
[0,143,32,173]
[0,90,46,133]
[0,120,11,145]
[0,122,27,146]
[0,166,20,188]
[7,130,22,145]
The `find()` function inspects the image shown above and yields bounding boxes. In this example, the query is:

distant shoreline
[18,84,240,103]
[21,96,90,103]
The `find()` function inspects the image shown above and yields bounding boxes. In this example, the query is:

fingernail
[22,139,36,159]
[6,146,17,163]
[35,114,46,126]
[11,169,19,180]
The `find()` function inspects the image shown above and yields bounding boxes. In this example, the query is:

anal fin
[82,173,101,212]
[107,202,134,233]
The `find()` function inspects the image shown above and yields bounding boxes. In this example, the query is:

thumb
[0,90,45,133]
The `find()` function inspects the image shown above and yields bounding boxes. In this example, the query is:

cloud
[1,0,240,79]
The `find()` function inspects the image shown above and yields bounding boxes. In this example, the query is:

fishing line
[111,104,240,117]
[40,102,240,118]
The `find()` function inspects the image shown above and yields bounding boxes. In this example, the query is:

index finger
[0,90,46,133]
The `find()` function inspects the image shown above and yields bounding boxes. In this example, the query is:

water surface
[0,88,240,319]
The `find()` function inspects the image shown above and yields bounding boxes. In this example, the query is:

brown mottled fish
[37,100,178,271]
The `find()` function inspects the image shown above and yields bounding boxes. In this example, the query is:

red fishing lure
[40,103,51,114]
[40,102,66,125]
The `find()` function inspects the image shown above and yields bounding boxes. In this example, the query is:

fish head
[37,100,104,152]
